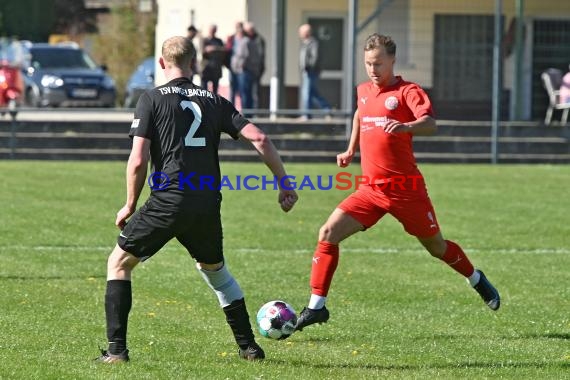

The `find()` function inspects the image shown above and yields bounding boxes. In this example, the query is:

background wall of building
[155,0,246,86]
[154,0,570,119]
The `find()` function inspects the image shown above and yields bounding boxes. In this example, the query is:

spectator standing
[225,22,244,105]
[231,22,264,117]
[243,22,265,110]
[187,25,198,40]
[298,23,330,119]
[187,25,199,81]
[200,24,226,94]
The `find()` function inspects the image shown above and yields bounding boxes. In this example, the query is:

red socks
[309,241,339,296]
[309,240,472,296]
[440,240,474,277]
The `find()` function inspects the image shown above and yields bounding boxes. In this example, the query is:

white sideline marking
[0,246,569,255]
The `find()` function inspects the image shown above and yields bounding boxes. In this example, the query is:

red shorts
[337,183,440,238]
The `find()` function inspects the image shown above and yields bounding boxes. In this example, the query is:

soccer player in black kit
[96,36,298,363]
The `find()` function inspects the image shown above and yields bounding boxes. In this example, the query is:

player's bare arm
[337,109,360,167]
[383,115,437,136]
[116,136,151,229]
[239,123,298,212]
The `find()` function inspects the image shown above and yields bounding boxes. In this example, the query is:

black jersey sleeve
[219,97,249,140]
[129,92,155,139]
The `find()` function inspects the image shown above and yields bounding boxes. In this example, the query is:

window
[31,48,97,69]
[433,14,496,101]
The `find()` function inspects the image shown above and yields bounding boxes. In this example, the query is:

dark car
[124,56,155,108]
[22,42,116,107]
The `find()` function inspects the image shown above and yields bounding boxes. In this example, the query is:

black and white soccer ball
[256,300,297,340]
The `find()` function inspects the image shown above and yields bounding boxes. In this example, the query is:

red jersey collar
[370,76,403,94]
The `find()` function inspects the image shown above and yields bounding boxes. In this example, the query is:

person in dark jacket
[298,24,330,120]
[200,24,226,94]
[231,22,264,117]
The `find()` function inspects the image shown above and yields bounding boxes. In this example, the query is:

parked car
[124,56,155,108]
[22,42,116,107]
[0,40,25,111]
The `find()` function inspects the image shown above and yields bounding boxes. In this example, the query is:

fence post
[491,0,503,164]
[9,102,18,159]
[346,0,358,140]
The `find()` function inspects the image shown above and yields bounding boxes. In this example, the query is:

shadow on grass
[294,336,334,343]
[0,274,106,280]
[268,358,570,371]
[519,332,570,340]
[410,332,570,341]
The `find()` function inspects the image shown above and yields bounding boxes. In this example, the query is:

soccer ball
[256,300,297,340]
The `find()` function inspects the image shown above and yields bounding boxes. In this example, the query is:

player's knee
[423,239,447,258]
[318,223,333,241]
[197,261,224,271]
[197,262,243,307]
[107,246,139,274]
[319,220,347,243]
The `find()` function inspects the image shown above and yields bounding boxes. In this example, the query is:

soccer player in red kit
[295,33,500,331]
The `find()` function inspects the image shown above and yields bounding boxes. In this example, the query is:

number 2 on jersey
[181,100,206,147]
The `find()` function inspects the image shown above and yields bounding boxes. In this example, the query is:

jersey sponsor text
[157,86,214,98]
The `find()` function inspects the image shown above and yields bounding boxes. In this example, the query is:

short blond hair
[161,36,196,68]
[364,34,396,56]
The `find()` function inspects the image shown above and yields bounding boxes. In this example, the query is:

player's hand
[116,205,135,230]
[278,189,298,212]
[383,119,409,134]
[337,150,354,167]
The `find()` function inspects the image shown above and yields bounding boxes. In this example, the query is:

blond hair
[161,36,196,68]
[364,34,396,56]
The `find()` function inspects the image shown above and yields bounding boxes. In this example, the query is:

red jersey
[357,76,434,180]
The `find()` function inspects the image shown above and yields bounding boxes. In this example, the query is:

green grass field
[0,161,568,379]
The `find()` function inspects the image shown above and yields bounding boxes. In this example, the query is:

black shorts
[117,193,223,264]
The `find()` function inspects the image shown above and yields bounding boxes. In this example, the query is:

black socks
[223,298,255,349]
[105,280,132,355]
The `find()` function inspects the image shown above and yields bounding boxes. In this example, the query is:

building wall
[155,0,246,86]
[406,0,570,88]
[156,0,570,88]
[155,0,570,117]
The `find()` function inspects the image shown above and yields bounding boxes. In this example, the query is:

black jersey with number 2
[129,77,249,198]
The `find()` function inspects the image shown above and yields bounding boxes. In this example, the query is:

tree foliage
[0,0,98,41]
[52,0,98,35]
[0,0,55,41]
[91,0,156,105]
[0,0,156,106]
